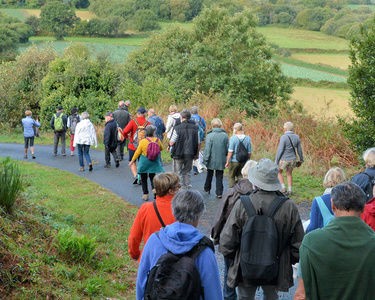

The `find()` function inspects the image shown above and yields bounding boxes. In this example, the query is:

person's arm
[275,136,286,164]
[169,130,178,146]
[103,124,110,146]
[203,135,212,166]
[300,242,313,300]
[73,124,79,147]
[91,122,98,148]
[225,136,234,168]
[247,136,252,159]
[160,118,166,133]
[130,140,144,164]
[63,114,68,131]
[293,277,306,300]
[165,116,173,134]
[33,119,41,128]
[50,115,55,130]
[67,116,71,128]
[123,120,133,137]
[289,204,305,265]
[157,139,164,151]
[128,206,146,260]
[306,198,321,233]
[297,137,304,162]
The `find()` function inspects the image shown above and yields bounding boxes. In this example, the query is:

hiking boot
[142,194,149,201]
[216,195,222,199]
[204,190,210,195]
[115,160,120,168]
[71,151,74,156]
[79,167,84,172]
[62,153,66,157]
[89,164,93,172]
[32,154,36,159]
[24,154,27,159]
[104,164,111,169]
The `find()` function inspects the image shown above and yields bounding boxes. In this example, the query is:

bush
[296,7,335,31]
[25,15,40,36]
[0,157,23,214]
[56,228,97,262]
[130,9,160,31]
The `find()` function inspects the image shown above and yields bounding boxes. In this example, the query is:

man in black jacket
[113,101,131,160]
[104,112,119,168]
[169,109,200,189]
[50,105,68,156]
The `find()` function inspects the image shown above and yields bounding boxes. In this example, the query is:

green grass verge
[0,160,138,298]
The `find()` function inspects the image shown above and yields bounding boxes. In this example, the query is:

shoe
[216,195,222,199]
[24,154,27,159]
[204,190,210,195]
[62,153,66,157]
[89,164,93,172]
[32,154,36,159]
[133,177,138,184]
[142,194,149,201]
[71,152,74,156]
[280,188,286,193]
[104,164,111,168]
[115,160,120,168]
[79,167,84,172]
[194,172,198,176]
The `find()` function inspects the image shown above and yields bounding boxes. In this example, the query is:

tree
[344,21,375,152]
[40,0,77,40]
[130,9,160,31]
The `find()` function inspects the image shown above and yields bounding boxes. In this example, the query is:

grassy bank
[0,161,138,298]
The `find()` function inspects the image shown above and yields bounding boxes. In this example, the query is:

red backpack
[146,138,161,161]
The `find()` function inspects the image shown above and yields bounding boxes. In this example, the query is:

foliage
[296,7,335,31]
[344,20,375,152]
[25,15,40,35]
[0,157,22,214]
[129,9,160,31]
[0,46,56,128]
[126,8,292,114]
[40,0,77,40]
[73,16,125,37]
[56,228,97,262]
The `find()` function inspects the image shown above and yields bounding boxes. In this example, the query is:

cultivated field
[0,8,95,21]
[289,53,350,70]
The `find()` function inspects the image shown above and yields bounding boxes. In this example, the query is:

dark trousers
[105,146,118,165]
[77,144,92,167]
[204,169,224,196]
[54,131,66,155]
[117,140,126,160]
[224,256,237,300]
[140,173,155,195]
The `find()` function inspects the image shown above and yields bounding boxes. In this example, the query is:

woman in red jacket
[361,185,375,231]
[128,172,180,261]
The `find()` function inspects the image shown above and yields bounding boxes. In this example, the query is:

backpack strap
[266,195,287,218]
[315,196,334,226]
[286,135,297,157]
[186,236,214,260]
[153,201,166,228]
[240,195,257,217]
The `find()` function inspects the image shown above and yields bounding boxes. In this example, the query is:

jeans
[173,158,193,189]
[237,283,278,300]
[54,131,66,155]
[140,173,155,195]
[228,161,246,187]
[204,169,224,196]
[117,140,126,160]
[105,146,118,165]
[77,144,92,167]
[224,257,237,300]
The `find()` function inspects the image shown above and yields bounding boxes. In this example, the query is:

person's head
[169,105,178,113]
[137,107,147,117]
[180,109,191,121]
[25,110,32,117]
[57,105,63,112]
[172,190,205,227]
[190,106,199,115]
[153,172,180,197]
[323,167,346,189]
[145,125,156,137]
[363,147,375,168]
[105,112,113,122]
[248,159,282,191]
[331,182,366,217]
[233,123,243,135]
[211,118,222,129]
[81,111,89,120]
[241,160,257,178]
[148,108,155,117]
[125,100,131,107]
[283,121,294,132]
[118,100,125,108]
[71,107,78,115]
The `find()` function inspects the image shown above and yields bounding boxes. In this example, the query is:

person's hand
[194,155,199,160]
[225,162,229,169]
[129,161,134,167]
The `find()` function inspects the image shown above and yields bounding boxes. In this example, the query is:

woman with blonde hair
[165,104,181,141]
[22,110,40,159]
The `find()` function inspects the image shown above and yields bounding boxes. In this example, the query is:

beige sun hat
[248,159,282,191]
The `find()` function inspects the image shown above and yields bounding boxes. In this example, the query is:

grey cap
[248,159,282,191]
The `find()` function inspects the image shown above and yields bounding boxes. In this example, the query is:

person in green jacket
[300,182,375,300]
[203,118,229,198]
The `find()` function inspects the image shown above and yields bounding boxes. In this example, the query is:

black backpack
[351,172,375,202]
[239,194,287,286]
[144,235,214,300]
[236,137,249,163]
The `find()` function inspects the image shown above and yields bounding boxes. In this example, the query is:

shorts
[24,137,34,148]
[128,149,135,161]
[279,160,296,171]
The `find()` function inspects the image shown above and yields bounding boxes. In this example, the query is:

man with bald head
[113,100,131,160]
[148,108,166,141]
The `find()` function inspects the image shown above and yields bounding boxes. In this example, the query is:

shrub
[296,7,335,31]
[56,228,97,262]
[130,9,160,31]
[25,15,40,36]
[0,157,23,214]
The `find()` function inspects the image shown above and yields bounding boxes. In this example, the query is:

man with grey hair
[113,100,131,160]
[220,159,304,300]
[124,100,131,112]
[275,121,304,195]
[300,182,375,300]
[136,190,222,300]
[148,108,166,141]
[169,109,200,189]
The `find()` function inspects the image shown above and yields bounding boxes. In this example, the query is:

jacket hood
[208,128,226,134]
[158,222,203,255]
[366,198,375,215]
[106,118,115,125]
[234,178,252,195]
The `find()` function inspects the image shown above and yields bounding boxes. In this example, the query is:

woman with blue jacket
[22,110,40,159]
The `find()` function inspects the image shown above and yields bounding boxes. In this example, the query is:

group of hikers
[21,102,375,299]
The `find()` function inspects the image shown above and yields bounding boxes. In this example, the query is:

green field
[289,52,350,70]
[280,63,347,82]
[346,4,375,10]
[0,8,95,21]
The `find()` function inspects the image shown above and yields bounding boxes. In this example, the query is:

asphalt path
[0,143,311,299]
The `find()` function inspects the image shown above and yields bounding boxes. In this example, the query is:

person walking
[129,125,164,201]
[22,110,40,159]
[191,106,206,175]
[165,104,181,141]
[225,123,252,188]
[203,118,229,198]
[148,108,166,141]
[220,159,304,300]
[50,105,68,156]
[128,172,180,261]
[67,107,81,156]
[136,190,223,300]
[276,121,304,195]
[169,109,200,190]
[113,100,131,160]
[103,112,119,168]
[73,112,97,172]
[300,182,375,300]
[123,107,151,184]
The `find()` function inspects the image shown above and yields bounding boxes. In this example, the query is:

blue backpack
[192,115,205,141]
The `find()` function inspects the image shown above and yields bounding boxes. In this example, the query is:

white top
[73,119,98,147]
[166,112,181,140]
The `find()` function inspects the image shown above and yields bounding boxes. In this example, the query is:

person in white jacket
[73,111,98,171]
[165,105,181,141]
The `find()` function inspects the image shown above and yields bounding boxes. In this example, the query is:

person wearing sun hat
[219,158,304,300]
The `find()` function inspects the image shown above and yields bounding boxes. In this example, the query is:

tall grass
[0,157,23,214]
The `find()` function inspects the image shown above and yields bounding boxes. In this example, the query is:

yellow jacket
[132,137,164,161]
